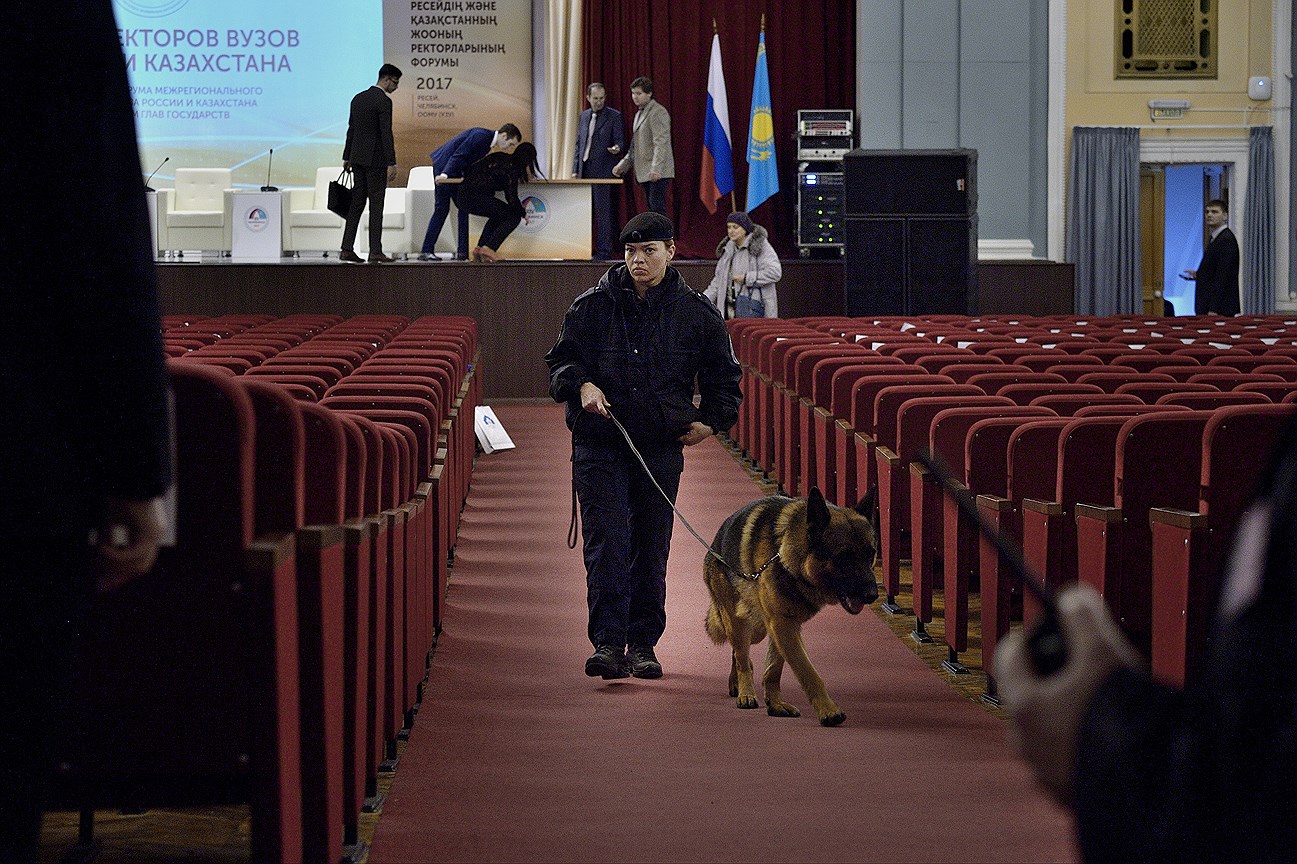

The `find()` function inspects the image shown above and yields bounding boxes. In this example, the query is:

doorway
[1139,162,1232,317]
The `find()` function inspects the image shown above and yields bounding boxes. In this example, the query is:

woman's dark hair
[510,142,542,181]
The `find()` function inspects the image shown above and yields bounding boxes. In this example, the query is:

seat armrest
[1022,497,1062,517]
[1149,507,1206,530]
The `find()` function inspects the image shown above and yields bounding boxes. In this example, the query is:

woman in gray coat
[704,211,782,318]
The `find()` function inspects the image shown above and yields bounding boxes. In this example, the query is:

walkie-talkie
[914,450,1067,676]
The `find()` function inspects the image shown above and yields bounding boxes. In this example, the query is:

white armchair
[282,166,410,257]
[156,168,233,255]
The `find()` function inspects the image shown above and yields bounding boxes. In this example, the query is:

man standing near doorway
[573,83,625,260]
[1183,198,1240,316]
[418,124,522,260]
[341,63,401,264]
[613,77,674,217]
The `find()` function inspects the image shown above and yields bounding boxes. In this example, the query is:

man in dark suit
[572,83,625,260]
[1184,198,1240,315]
[341,63,402,264]
[3,3,172,858]
[418,123,521,261]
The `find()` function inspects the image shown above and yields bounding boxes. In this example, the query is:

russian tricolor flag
[699,31,734,214]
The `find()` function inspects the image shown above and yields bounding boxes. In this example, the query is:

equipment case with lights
[797,171,844,255]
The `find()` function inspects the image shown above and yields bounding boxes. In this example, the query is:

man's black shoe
[627,646,662,679]
[338,249,364,264]
[368,252,395,263]
[584,645,629,679]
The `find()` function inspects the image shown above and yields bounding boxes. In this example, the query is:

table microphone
[260,148,278,192]
[144,156,168,192]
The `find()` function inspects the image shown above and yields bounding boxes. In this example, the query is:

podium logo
[244,206,270,233]
[520,196,548,233]
[117,0,191,17]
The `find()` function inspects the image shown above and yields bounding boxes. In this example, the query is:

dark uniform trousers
[574,442,682,649]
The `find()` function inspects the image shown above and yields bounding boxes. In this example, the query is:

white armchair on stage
[156,168,234,256]
[282,166,410,257]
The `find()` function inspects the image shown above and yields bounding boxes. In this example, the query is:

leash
[565,407,777,583]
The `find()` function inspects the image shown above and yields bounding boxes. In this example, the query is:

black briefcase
[327,169,353,217]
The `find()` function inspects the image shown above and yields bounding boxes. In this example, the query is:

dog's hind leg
[728,652,738,697]
[761,642,800,717]
[730,621,759,709]
[769,620,846,727]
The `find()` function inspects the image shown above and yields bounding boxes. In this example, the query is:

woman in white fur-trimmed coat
[703,211,782,318]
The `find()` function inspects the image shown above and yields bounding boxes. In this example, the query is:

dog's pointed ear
[806,487,830,546]
[854,487,878,524]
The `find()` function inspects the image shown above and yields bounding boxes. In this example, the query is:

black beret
[619,212,674,245]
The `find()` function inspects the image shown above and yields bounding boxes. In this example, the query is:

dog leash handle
[914,450,1068,677]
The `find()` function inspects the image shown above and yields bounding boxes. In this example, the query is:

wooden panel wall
[156,259,1073,399]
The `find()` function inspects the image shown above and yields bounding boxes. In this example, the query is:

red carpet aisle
[369,404,1077,863]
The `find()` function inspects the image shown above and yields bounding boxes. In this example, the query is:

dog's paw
[729,685,739,698]
[818,710,846,727]
[736,694,759,709]
[766,700,800,718]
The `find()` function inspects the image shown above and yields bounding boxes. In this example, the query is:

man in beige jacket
[613,76,674,216]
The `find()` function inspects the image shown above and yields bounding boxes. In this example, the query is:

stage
[155,256,1073,399]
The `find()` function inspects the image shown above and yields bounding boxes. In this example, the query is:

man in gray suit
[341,63,402,263]
[613,76,674,217]
[573,83,625,259]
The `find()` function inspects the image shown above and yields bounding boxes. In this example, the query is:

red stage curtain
[583,2,856,261]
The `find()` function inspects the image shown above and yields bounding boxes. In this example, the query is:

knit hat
[726,211,755,234]
[619,212,675,244]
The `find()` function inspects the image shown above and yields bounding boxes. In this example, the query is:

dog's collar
[734,551,780,583]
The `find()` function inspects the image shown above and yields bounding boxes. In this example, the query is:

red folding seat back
[1156,391,1270,409]
[986,345,1067,365]
[1075,370,1174,393]
[1205,354,1296,373]
[243,370,332,401]
[1150,364,1208,382]
[1252,364,1297,382]
[64,362,305,863]
[927,406,1055,657]
[1236,381,1297,402]
[258,359,345,387]
[1110,353,1174,373]
[1150,405,1296,685]
[966,370,1067,395]
[1097,412,1214,655]
[889,344,972,366]
[1015,352,1099,372]
[1113,381,1218,403]
[916,353,1003,375]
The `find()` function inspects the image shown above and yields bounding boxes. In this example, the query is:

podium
[230,190,283,260]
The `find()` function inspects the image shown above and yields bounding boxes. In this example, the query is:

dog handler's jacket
[545,264,742,454]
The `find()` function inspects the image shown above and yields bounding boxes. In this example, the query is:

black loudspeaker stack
[842,149,978,316]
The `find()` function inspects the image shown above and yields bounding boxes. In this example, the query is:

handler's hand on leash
[580,382,611,417]
[679,422,714,447]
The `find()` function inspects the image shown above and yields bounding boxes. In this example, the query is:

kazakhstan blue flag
[746,31,778,211]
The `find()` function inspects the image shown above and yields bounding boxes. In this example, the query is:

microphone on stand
[260,149,278,192]
[144,156,169,192]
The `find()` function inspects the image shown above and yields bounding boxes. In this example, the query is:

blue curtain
[1067,127,1141,315]
[1243,126,1275,314]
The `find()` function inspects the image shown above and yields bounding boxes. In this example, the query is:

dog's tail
[704,598,728,645]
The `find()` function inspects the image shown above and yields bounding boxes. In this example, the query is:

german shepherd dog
[704,487,878,726]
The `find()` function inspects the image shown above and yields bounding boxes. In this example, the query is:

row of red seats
[725,314,1297,703]
[55,314,480,863]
